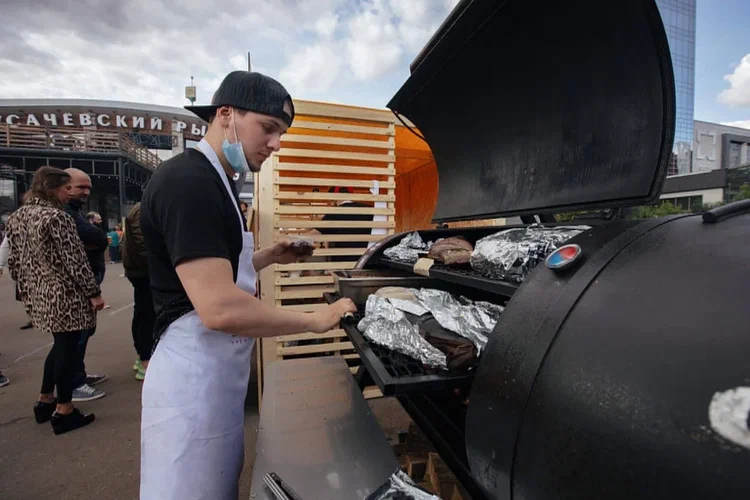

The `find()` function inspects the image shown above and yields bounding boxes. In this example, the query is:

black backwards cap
[185,71,295,126]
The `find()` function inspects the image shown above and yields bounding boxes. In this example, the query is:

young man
[139,71,355,500]
[64,168,108,402]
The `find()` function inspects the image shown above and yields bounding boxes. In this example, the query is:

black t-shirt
[140,148,245,338]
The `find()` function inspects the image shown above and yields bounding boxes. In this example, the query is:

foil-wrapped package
[366,469,440,500]
[358,295,447,370]
[471,224,590,283]
[383,231,428,263]
[413,289,504,353]
[387,297,429,317]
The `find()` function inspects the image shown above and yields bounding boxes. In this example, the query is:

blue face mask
[221,109,251,174]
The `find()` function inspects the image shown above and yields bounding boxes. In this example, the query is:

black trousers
[72,268,104,388]
[41,331,83,404]
[128,275,156,361]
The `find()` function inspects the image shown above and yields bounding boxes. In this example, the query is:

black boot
[20,321,33,330]
[33,399,57,424]
[50,408,95,435]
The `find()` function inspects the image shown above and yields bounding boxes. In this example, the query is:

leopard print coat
[6,197,101,333]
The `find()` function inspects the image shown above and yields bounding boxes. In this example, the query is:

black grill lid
[388,0,675,223]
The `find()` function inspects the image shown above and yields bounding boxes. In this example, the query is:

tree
[731,183,750,202]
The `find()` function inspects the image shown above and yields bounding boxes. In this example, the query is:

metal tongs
[263,472,303,500]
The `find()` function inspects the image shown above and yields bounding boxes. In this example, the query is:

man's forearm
[206,287,317,337]
[251,247,276,271]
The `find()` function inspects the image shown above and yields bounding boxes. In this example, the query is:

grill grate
[327,293,474,395]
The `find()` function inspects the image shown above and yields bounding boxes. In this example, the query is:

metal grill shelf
[326,293,475,396]
[380,258,518,298]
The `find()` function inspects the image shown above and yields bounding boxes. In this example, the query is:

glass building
[655,0,697,176]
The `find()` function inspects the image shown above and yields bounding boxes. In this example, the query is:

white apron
[140,142,256,500]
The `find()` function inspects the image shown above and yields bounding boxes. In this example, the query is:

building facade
[655,0,697,176]
[693,120,750,172]
[0,99,208,229]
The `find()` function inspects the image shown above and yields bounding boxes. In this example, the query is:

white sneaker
[71,383,106,402]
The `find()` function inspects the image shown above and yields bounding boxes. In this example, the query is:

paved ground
[0,264,410,500]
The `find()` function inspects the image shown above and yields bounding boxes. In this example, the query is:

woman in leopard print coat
[5,167,106,435]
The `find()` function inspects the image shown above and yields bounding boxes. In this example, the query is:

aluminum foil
[383,231,428,262]
[387,297,429,317]
[358,295,447,370]
[413,289,504,353]
[471,224,590,283]
[366,469,440,500]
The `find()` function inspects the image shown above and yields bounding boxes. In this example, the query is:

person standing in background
[3,194,35,330]
[122,203,155,381]
[64,168,108,402]
[86,211,107,283]
[107,225,121,264]
[6,167,105,434]
[317,187,374,262]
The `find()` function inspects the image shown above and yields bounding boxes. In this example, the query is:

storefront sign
[0,112,207,137]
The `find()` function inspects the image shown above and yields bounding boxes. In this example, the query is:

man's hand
[89,295,107,311]
[270,238,315,265]
[310,298,357,333]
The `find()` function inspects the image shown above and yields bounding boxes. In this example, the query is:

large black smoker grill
[332,0,750,498]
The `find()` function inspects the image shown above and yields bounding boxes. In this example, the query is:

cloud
[313,13,339,39]
[721,120,750,130]
[0,0,460,107]
[345,2,403,81]
[279,43,343,95]
[718,53,750,107]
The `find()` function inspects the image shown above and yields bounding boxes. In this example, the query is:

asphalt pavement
[0,264,411,500]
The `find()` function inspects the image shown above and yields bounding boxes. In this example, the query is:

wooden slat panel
[275,232,384,243]
[278,148,394,163]
[276,191,395,202]
[275,219,395,229]
[294,101,395,123]
[275,261,356,271]
[278,341,354,356]
[342,354,360,360]
[313,248,367,257]
[290,120,394,136]
[282,329,346,342]
[276,163,395,176]
[275,177,395,189]
[282,134,394,149]
[277,286,336,300]
[275,275,335,286]
[280,303,328,312]
[275,205,395,216]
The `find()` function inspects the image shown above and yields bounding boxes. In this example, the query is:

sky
[695,0,750,128]
[0,0,749,129]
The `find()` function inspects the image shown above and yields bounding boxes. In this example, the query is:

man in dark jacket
[64,168,108,402]
[122,202,155,381]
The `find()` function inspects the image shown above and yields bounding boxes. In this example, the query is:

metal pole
[247,52,252,71]
[118,158,125,224]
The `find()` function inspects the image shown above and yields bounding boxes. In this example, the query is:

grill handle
[703,199,750,224]
[323,292,357,323]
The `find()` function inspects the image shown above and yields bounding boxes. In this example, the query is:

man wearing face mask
[138,71,356,500]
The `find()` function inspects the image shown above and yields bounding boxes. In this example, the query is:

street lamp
[185,76,197,105]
